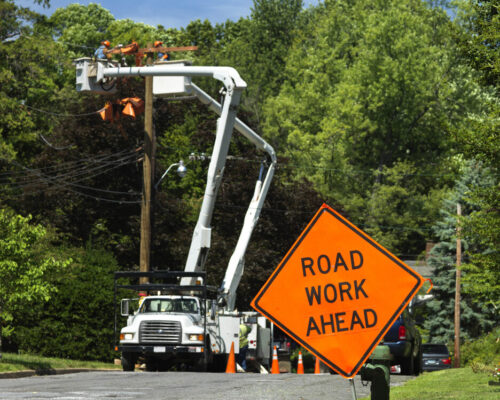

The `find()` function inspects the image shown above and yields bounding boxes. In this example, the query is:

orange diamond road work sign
[251,203,424,378]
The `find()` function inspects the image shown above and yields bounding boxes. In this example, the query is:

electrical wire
[20,102,102,118]
[157,148,500,179]
[39,134,74,150]
[0,151,139,186]
[0,149,143,203]
[17,32,96,50]
[212,203,436,232]
[0,149,134,178]
[2,156,139,192]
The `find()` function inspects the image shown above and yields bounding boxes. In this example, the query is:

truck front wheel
[121,352,136,372]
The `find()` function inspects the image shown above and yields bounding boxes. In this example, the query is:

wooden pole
[454,203,462,368]
[139,46,154,285]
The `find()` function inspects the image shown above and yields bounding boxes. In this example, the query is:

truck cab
[121,296,204,346]
[115,270,223,372]
[119,294,211,371]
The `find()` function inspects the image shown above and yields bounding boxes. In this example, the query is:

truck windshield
[141,298,199,314]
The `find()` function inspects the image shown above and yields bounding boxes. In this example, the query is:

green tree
[48,4,177,60]
[361,161,448,252]
[248,0,303,95]
[13,245,119,361]
[0,0,71,163]
[263,0,487,256]
[48,3,114,58]
[0,208,68,351]
[424,161,498,343]
[453,0,499,307]
[455,0,499,88]
[215,0,304,123]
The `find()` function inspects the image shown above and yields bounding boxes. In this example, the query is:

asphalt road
[0,371,414,400]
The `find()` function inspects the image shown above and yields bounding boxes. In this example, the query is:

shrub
[13,245,119,362]
[290,347,316,373]
[461,326,500,369]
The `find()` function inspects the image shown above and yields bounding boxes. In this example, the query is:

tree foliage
[0,208,69,341]
[261,0,488,256]
[453,0,500,308]
[13,245,119,361]
[0,0,498,360]
[423,161,498,343]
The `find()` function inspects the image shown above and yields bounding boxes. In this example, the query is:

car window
[141,298,199,313]
[422,344,448,354]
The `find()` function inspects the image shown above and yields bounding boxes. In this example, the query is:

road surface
[0,371,414,399]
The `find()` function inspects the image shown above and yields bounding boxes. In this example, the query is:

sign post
[251,203,424,378]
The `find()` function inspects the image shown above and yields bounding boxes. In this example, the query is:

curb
[0,368,118,379]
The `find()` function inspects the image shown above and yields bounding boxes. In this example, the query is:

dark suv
[382,309,422,375]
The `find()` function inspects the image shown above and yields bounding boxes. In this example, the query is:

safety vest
[239,324,251,348]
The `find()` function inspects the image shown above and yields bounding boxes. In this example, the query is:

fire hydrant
[360,345,391,400]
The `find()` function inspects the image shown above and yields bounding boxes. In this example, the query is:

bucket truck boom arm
[77,60,276,312]
[184,83,276,311]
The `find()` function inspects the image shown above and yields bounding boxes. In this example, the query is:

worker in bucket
[237,323,252,371]
[154,41,169,61]
[94,40,110,59]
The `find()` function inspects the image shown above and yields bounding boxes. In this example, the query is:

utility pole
[454,203,462,368]
[137,45,198,286]
[139,46,154,285]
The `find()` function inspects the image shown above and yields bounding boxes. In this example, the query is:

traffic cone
[225,342,236,373]
[314,356,321,374]
[297,351,304,374]
[271,346,280,374]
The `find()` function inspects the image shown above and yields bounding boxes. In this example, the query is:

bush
[290,347,316,373]
[461,326,500,369]
[13,245,119,362]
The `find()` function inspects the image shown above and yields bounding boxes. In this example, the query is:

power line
[0,150,143,202]
[157,148,500,179]
[39,134,74,150]
[20,102,102,118]
[17,32,96,50]
[0,154,136,186]
[0,149,134,178]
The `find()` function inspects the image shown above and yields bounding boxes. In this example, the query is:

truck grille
[139,321,182,343]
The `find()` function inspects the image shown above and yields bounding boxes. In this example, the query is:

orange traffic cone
[225,342,236,373]
[297,351,304,374]
[314,356,321,374]
[271,346,280,374]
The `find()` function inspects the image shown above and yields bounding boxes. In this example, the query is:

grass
[0,352,121,373]
[361,367,499,400]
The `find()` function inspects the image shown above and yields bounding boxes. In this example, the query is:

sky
[15,0,320,30]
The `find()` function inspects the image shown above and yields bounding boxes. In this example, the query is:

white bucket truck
[75,58,276,371]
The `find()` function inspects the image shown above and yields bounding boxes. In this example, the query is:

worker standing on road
[237,323,252,371]
[94,40,110,59]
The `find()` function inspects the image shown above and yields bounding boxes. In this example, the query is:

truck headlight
[120,333,134,340]
[189,334,204,341]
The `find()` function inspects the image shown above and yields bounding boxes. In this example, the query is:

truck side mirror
[121,299,130,316]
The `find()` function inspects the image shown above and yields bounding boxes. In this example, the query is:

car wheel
[121,352,136,372]
[145,357,158,372]
[401,353,415,375]
[157,360,172,372]
[413,350,422,376]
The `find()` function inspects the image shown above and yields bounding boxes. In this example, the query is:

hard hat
[102,40,110,47]
[154,41,163,47]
